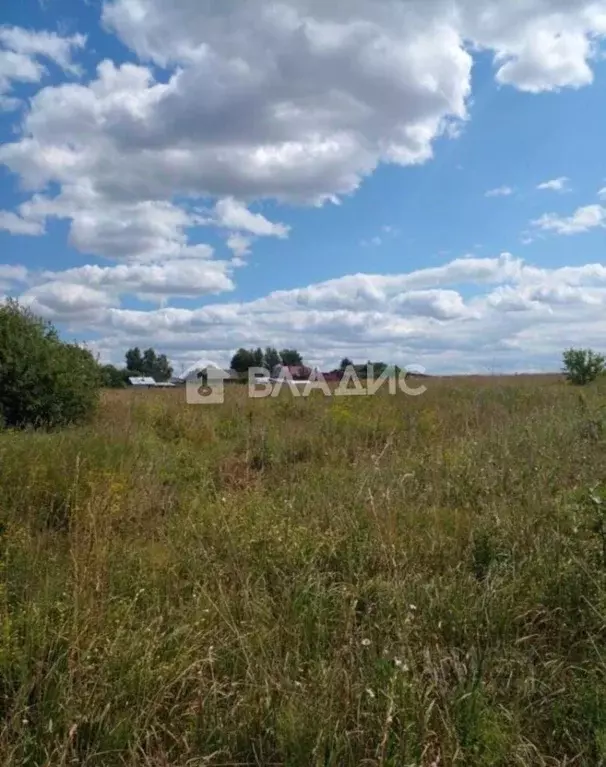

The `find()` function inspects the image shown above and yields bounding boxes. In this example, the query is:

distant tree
[101,364,126,388]
[142,348,173,381]
[231,348,257,374]
[340,357,354,370]
[354,362,371,380]
[368,361,388,378]
[263,347,281,372]
[280,349,303,366]
[125,347,172,381]
[125,347,144,373]
[562,348,605,385]
[252,347,265,368]
[0,300,100,429]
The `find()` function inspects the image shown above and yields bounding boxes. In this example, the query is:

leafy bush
[100,364,127,388]
[563,348,605,386]
[0,300,101,429]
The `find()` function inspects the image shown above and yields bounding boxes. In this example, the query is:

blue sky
[1,0,606,374]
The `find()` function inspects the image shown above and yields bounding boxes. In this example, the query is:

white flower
[366,688,375,699]
[409,604,417,611]
[361,638,372,647]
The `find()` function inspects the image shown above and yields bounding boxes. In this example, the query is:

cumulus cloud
[0,264,28,292]
[226,234,252,259]
[485,186,514,197]
[0,26,85,107]
[10,252,606,373]
[0,210,44,236]
[537,177,570,192]
[20,282,117,323]
[15,188,217,263]
[38,259,235,300]
[3,4,606,370]
[533,204,606,235]
[211,198,290,238]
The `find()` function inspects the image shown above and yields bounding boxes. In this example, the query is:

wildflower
[409,604,417,612]
[361,638,372,647]
[366,688,375,699]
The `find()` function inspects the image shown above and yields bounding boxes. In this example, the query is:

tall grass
[1,378,606,765]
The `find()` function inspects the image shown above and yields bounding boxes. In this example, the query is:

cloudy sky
[1,0,606,374]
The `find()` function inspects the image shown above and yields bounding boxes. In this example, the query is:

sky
[1,0,606,375]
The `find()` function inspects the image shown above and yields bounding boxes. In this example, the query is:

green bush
[0,300,101,429]
[563,348,605,386]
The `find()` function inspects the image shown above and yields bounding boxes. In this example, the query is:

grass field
[2,377,606,765]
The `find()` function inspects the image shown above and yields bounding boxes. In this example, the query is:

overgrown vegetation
[102,347,174,387]
[1,375,606,764]
[563,347,605,385]
[0,300,100,429]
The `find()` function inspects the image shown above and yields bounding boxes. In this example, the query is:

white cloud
[598,187,606,200]
[20,252,606,373]
[226,234,252,259]
[537,177,570,192]
[0,3,603,221]
[20,282,117,322]
[0,263,28,292]
[533,204,606,235]
[211,198,290,238]
[0,26,85,107]
[16,188,215,262]
[2,3,606,372]
[485,186,514,197]
[0,210,44,236]
[37,259,234,300]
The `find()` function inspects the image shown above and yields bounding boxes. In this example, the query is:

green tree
[0,300,100,429]
[340,357,354,370]
[562,348,605,385]
[230,348,257,374]
[263,347,282,372]
[100,364,127,388]
[125,347,144,374]
[125,347,173,381]
[252,348,265,368]
[280,349,303,366]
[368,361,388,378]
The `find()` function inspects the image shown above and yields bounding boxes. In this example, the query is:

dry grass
[1,378,606,765]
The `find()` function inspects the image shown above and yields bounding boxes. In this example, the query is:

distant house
[128,376,176,389]
[128,376,157,388]
[272,364,312,381]
[322,371,344,383]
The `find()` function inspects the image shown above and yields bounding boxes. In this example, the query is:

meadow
[1,376,606,765]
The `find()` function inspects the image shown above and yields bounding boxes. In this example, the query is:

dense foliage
[563,347,605,385]
[0,300,100,429]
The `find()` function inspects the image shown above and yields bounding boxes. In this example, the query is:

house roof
[129,376,156,386]
[273,364,312,379]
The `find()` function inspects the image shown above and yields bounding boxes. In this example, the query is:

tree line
[100,347,173,388]
[230,349,397,380]
[230,347,303,374]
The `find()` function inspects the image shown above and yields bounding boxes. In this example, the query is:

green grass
[2,378,606,765]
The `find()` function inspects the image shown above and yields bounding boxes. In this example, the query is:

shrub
[562,348,605,386]
[0,300,101,429]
